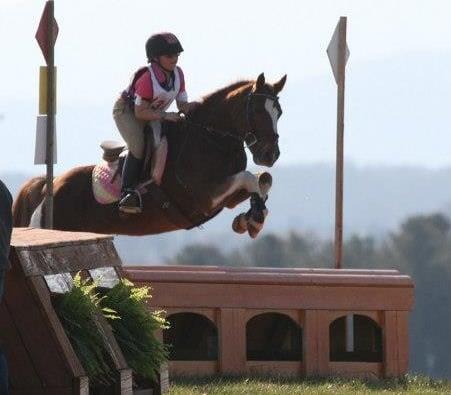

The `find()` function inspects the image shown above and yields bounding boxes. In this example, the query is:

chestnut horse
[13,73,286,238]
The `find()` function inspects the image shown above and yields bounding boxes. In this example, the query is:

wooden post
[335,17,347,269]
[218,308,246,374]
[36,0,58,228]
[45,0,55,229]
[328,17,349,269]
[303,310,320,375]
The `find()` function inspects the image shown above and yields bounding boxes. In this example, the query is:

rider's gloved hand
[162,112,183,122]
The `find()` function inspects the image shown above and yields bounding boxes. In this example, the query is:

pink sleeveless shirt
[134,63,187,111]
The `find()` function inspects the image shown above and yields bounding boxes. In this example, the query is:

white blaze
[264,99,279,135]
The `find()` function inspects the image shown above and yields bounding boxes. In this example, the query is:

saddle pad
[92,160,122,204]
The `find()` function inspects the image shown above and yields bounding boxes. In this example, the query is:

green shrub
[100,279,169,382]
[53,273,118,387]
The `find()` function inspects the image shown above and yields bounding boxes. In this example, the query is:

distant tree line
[167,213,451,379]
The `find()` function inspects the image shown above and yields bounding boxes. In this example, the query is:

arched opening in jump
[163,312,218,360]
[329,314,382,362]
[246,313,302,361]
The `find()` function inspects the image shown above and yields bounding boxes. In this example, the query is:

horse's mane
[195,80,254,116]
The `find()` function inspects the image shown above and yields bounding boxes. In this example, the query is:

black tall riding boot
[119,153,143,214]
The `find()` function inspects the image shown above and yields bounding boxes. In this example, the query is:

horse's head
[243,73,287,167]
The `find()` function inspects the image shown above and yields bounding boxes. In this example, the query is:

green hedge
[100,278,169,382]
[53,273,118,387]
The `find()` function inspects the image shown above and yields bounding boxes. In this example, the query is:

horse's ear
[255,73,265,91]
[273,74,287,94]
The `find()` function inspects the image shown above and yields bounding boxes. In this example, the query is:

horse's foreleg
[223,172,273,208]
[212,171,272,238]
[213,171,272,207]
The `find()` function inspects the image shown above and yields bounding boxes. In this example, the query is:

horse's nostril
[266,148,279,165]
[263,150,273,163]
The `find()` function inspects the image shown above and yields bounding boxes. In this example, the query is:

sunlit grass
[169,375,451,394]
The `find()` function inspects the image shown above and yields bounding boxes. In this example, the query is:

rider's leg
[119,152,144,213]
[113,97,145,213]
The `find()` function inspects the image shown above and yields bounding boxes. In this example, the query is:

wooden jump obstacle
[0,227,413,390]
[0,228,165,395]
[125,265,414,379]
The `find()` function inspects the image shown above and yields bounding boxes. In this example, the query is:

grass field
[169,375,451,394]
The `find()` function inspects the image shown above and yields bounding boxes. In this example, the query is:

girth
[145,183,223,230]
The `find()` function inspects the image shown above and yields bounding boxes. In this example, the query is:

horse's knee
[257,172,272,196]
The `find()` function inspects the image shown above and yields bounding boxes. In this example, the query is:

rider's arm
[133,72,167,121]
[134,97,164,121]
[175,68,198,115]
[135,97,181,122]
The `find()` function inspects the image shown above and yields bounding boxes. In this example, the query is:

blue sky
[2,0,451,173]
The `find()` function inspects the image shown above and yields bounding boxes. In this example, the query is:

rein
[181,118,256,154]
[182,92,281,150]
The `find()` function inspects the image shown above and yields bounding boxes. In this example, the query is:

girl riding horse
[13,73,286,239]
[114,32,199,214]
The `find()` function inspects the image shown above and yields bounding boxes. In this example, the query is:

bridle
[183,91,282,150]
[244,92,282,148]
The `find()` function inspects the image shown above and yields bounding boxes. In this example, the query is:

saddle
[92,113,165,201]
[91,128,190,228]
[92,125,223,229]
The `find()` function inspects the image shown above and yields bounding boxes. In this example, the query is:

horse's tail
[12,176,46,227]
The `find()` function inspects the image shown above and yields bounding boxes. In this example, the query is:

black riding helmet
[145,33,184,62]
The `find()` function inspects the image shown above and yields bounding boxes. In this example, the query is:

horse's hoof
[232,214,247,234]
[251,210,265,224]
[248,225,260,239]
[247,217,263,238]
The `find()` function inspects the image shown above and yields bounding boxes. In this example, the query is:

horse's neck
[166,98,247,184]
[197,101,236,133]
[196,86,249,136]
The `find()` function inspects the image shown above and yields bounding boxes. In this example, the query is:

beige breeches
[112,97,146,159]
